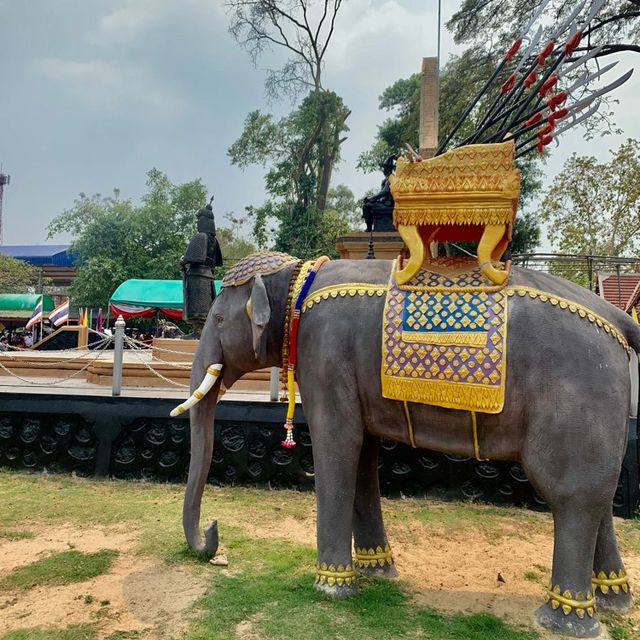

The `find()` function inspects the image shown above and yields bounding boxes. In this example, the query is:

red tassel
[539,122,554,136]
[500,74,516,94]
[539,74,558,98]
[524,70,537,89]
[505,38,522,62]
[548,107,569,123]
[525,112,543,127]
[546,91,567,111]
[537,133,554,153]
[564,31,583,56]
[537,41,555,66]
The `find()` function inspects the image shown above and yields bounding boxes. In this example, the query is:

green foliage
[229,91,351,258]
[540,138,640,256]
[0,255,40,294]
[47,170,250,307]
[1,625,97,640]
[0,549,118,591]
[448,1,640,55]
[510,211,542,255]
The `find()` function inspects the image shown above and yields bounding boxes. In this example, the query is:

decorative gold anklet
[315,562,357,587]
[354,545,394,568]
[545,585,596,619]
[592,570,630,595]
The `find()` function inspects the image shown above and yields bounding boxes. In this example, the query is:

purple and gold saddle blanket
[381,257,508,413]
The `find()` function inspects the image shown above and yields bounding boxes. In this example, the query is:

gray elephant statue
[172,251,638,638]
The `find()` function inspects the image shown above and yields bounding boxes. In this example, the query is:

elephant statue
[173,252,638,638]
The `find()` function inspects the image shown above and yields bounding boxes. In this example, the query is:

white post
[112,315,126,396]
[269,367,280,402]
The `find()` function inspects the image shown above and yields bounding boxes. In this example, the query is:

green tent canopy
[109,279,221,320]
[0,294,55,319]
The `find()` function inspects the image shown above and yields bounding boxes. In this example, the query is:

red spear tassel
[539,122,555,137]
[539,74,558,97]
[564,31,583,55]
[500,74,516,94]
[546,91,567,111]
[504,38,522,62]
[548,107,569,123]
[525,112,543,127]
[537,133,554,153]
[537,41,555,66]
[524,70,537,89]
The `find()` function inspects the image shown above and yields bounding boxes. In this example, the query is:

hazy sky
[0,0,638,248]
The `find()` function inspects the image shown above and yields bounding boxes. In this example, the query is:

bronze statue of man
[180,197,223,338]
[362,154,397,233]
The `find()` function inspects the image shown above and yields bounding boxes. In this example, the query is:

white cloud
[85,0,226,46]
[35,58,187,118]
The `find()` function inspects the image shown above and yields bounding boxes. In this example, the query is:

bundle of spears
[436,0,634,159]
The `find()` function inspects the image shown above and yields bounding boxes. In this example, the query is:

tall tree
[226,0,350,253]
[540,138,640,256]
[227,0,343,98]
[449,1,640,58]
[228,90,350,258]
[0,254,40,294]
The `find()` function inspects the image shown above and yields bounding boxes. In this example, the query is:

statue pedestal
[336,232,407,260]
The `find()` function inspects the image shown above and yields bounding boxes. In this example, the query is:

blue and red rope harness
[281,256,330,448]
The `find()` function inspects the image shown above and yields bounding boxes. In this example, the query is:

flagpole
[39,294,43,345]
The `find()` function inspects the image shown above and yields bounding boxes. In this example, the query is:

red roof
[597,272,640,313]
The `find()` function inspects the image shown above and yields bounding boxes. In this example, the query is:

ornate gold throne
[389,140,521,285]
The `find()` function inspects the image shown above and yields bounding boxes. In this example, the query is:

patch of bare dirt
[0,525,208,640]
[240,514,316,547]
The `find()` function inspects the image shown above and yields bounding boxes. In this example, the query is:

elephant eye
[214,313,224,325]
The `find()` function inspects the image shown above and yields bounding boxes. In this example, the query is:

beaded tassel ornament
[282,256,330,448]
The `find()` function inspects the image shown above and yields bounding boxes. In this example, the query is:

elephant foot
[593,570,632,613]
[354,545,398,579]
[534,601,601,638]
[315,562,358,598]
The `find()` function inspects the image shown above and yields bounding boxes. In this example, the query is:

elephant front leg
[352,433,398,579]
[592,512,632,613]
[309,404,363,598]
[534,505,602,638]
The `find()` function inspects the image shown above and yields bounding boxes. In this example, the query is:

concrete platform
[0,347,282,398]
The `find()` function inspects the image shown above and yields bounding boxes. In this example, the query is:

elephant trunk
[181,350,225,556]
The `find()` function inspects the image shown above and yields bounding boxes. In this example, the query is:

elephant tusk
[170,364,223,417]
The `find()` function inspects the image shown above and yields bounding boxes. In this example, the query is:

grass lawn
[0,470,638,640]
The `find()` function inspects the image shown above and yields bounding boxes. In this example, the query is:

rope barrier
[123,336,189,388]
[0,337,114,386]
[123,336,194,369]
[0,337,113,367]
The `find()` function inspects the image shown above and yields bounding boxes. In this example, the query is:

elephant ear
[249,273,271,363]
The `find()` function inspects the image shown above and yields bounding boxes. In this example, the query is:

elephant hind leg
[592,512,633,613]
[352,433,398,579]
[534,503,603,638]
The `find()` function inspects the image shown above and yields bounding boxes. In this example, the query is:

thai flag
[25,296,43,329]
[49,299,70,327]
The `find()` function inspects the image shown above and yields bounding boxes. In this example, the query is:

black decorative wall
[0,393,637,519]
